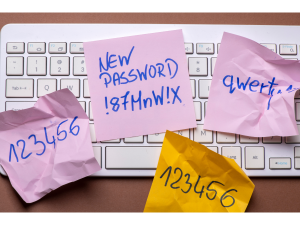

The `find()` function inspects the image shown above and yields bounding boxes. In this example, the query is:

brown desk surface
[1,13,300,212]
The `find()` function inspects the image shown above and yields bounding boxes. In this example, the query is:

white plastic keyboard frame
[1,24,300,177]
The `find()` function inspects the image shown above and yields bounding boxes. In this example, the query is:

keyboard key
[262,136,282,144]
[245,147,265,169]
[28,42,46,54]
[279,44,297,55]
[89,101,93,120]
[174,129,190,138]
[206,146,218,153]
[6,42,24,54]
[188,58,207,76]
[89,123,96,143]
[194,101,201,121]
[50,57,70,75]
[6,79,34,98]
[83,79,90,97]
[6,57,23,75]
[93,146,102,167]
[70,42,84,54]
[37,79,57,97]
[190,79,195,98]
[60,79,80,97]
[106,147,161,169]
[73,56,87,75]
[5,101,36,111]
[261,43,277,53]
[217,132,236,143]
[124,136,144,143]
[194,125,213,143]
[148,132,165,143]
[184,43,193,54]
[221,147,242,167]
[211,57,217,76]
[269,157,291,169]
[199,79,211,99]
[286,125,300,143]
[49,42,67,54]
[239,135,259,144]
[27,57,47,76]
[196,43,214,54]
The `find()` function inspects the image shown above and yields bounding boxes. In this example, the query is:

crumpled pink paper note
[204,32,300,137]
[0,89,101,203]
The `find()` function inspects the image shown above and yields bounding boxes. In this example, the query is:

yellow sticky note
[144,130,255,212]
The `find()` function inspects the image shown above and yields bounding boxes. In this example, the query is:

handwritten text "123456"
[9,116,80,162]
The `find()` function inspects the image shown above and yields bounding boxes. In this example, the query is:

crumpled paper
[144,130,254,212]
[204,32,300,137]
[0,89,101,203]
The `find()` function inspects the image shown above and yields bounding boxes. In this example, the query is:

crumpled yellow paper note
[144,130,255,212]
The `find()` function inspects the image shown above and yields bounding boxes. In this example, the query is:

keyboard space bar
[106,147,161,169]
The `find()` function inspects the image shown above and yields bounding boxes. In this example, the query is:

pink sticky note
[204,32,300,137]
[83,30,196,141]
[0,89,101,203]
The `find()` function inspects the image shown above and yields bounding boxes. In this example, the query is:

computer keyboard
[1,23,300,177]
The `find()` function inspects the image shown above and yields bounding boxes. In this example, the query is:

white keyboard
[1,24,300,177]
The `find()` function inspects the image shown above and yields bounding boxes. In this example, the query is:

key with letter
[245,147,265,169]
[199,79,211,99]
[221,146,242,167]
[194,124,213,143]
[279,44,297,55]
[6,79,34,98]
[60,79,80,97]
[6,101,36,111]
[194,101,201,121]
[37,79,57,97]
[261,43,277,53]
[269,158,291,169]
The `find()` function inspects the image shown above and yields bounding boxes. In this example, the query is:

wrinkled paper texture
[0,89,101,203]
[204,32,300,137]
[144,131,254,212]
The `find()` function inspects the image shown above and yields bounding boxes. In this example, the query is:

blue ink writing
[8,116,80,163]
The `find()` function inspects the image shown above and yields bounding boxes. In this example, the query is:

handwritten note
[204,32,300,137]
[0,89,101,203]
[83,30,196,141]
[144,131,254,212]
